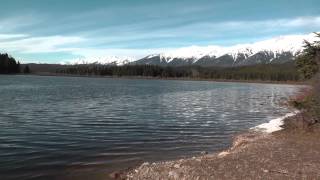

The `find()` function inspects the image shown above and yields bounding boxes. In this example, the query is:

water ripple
[0,75,302,180]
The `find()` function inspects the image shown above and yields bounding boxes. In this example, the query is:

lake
[0,75,300,180]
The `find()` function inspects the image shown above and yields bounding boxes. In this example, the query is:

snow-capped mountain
[134,33,318,67]
[66,33,318,67]
[67,56,135,66]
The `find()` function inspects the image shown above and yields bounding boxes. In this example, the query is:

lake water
[0,75,300,180]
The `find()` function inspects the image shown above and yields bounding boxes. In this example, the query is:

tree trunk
[316,50,320,63]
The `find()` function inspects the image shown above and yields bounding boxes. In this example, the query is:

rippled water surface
[0,75,301,180]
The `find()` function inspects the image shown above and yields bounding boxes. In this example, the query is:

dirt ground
[120,115,320,180]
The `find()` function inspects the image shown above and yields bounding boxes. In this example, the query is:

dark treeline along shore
[0,53,30,74]
[56,62,299,82]
[1,55,300,82]
[0,53,21,74]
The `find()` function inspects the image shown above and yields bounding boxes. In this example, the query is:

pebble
[141,162,150,167]
[169,171,179,179]
[218,151,230,157]
[109,172,120,179]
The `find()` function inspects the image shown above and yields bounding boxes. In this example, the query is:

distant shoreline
[21,72,307,85]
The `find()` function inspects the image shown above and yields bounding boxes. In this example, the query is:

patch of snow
[251,111,299,133]
[145,54,159,59]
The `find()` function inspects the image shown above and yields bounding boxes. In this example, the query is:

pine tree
[16,61,21,73]
[296,33,320,79]
[23,65,31,74]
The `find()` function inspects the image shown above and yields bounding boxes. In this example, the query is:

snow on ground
[251,111,299,133]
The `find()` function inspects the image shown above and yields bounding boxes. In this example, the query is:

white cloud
[0,34,29,40]
[0,15,42,32]
[215,16,320,28]
[1,15,319,63]
[71,16,320,44]
[62,47,170,59]
[0,35,86,53]
[283,16,320,27]
[139,16,320,40]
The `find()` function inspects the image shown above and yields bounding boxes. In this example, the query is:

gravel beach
[117,114,320,180]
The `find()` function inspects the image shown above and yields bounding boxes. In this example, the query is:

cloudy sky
[0,0,319,63]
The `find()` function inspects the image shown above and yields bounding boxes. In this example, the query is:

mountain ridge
[69,33,318,67]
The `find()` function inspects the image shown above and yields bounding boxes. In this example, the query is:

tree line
[0,53,30,74]
[57,62,299,82]
[0,53,21,74]
[0,52,300,81]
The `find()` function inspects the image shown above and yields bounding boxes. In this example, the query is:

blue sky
[0,0,319,63]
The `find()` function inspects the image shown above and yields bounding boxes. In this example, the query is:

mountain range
[70,33,317,67]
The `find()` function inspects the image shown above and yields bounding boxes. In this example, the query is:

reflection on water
[0,75,300,180]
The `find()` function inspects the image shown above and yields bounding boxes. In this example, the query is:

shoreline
[115,112,320,179]
[19,72,307,85]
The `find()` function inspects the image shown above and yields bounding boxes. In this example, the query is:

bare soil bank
[118,115,320,180]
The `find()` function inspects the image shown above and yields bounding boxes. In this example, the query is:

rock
[262,169,269,173]
[200,151,208,155]
[174,164,181,168]
[141,162,150,167]
[127,174,133,178]
[169,171,179,179]
[109,172,121,179]
[218,151,230,157]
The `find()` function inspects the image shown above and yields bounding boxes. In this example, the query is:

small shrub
[290,75,320,124]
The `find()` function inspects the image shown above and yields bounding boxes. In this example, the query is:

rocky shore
[114,114,320,180]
